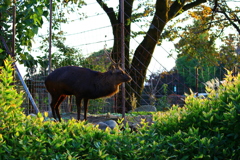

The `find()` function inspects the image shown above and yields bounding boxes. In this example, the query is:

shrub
[148,71,240,159]
[0,58,121,159]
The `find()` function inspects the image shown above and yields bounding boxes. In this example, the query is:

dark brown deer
[45,62,131,122]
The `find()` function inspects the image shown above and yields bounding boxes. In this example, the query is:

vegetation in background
[176,55,221,92]
[155,83,171,111]
[0,0,86,66]
[25,32,84,78]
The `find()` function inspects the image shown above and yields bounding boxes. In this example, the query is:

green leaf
[43,11,49,17]
[210,116,214,123]
[32,25,39,34]
[35,6,44,16]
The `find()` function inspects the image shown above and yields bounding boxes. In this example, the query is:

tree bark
[127,0,169,110]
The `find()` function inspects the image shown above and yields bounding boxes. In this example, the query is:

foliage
[1,57,240,159]
[168,2,239,94]
[174,16,239,71]
[173,17,238,92]
[80,48,112,72]
[0,0,86,67]
[0,56,24,121]
[25,32,84,78]
[166,1,240,41]
[0,0,48,66]
[150,71,240,158]
[218,35,240,70]
[206,0,240,34]
[155,84,171,111]
[176,55,221,92]
[0,0,47,49]
[175,19,219,67]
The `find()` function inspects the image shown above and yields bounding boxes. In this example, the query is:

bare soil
[61,113,119,124]
[61,112,154,127]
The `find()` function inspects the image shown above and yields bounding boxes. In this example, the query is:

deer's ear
[108,64,116,70]
[108,64,118,72]
[108,65,115,75]
[117,60,121,65]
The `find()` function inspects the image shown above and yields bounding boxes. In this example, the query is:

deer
[44,57,132,122]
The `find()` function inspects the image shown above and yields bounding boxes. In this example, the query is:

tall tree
[97,0,210,110]
[174,19,219,66]
[173,3,239,84]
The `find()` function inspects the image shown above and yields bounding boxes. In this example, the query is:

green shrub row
[1,57,240,159]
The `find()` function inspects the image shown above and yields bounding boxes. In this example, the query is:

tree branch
[182,0,207,11]
[168,0,185,20]
[168,0,207,20]
[96,0,118,25]
[218,5,240,34]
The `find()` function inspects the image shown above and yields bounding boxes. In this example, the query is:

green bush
[148,71,240,159]
[0,57,124,159]
[1,57,240,159]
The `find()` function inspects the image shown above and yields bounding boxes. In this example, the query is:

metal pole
[15,65,40,114]
[0,36,40,114]
[48,0,53,111]
[12,0,16,55]
[195,67,198,97]
[48,0,53,74]
[120,0,125,118]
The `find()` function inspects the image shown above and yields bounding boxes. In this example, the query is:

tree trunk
[97,0,133,111]
[126,0,169,111]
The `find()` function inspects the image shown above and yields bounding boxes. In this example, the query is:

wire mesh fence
[8,1,239,120]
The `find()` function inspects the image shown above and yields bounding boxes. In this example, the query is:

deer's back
[45,66,100,96]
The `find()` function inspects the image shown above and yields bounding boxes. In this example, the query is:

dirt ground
[61,112,154,127]
[61,113,119,124]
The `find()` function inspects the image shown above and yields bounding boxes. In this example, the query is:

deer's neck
[94,73,120,98]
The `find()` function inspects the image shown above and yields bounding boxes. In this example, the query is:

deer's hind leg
[50,94,66,122]
[83,98,89,121]
[76,96,82,121]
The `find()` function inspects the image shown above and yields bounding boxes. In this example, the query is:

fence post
[120,0,126,118]
[47,0,53,111]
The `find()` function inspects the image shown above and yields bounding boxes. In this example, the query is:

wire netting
[11,1,239,120]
